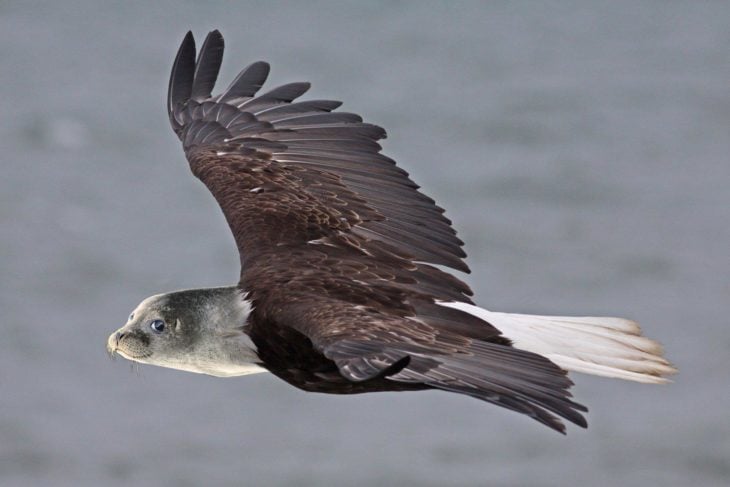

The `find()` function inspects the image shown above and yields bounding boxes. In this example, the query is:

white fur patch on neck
[189,289,266,377]
[208,289,256,348]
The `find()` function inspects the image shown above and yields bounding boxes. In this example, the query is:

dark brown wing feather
[168,31,587,432]
[261,289,587,433]
[168,30,467,273]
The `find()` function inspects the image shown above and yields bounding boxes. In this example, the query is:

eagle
[107,30,675,433]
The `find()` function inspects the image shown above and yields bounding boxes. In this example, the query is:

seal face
[108,287,265,377]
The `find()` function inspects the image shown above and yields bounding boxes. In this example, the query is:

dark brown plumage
[167,30,588,432]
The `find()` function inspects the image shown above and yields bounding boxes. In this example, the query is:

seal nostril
[116,332,125,344]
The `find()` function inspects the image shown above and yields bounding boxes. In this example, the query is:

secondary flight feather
[107,30,675,433]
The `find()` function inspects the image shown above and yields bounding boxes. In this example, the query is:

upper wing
[168,30,468,273]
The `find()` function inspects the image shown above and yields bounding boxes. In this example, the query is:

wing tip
[168,30,198,131]
[191,29,226,101]
[219,60,271,102]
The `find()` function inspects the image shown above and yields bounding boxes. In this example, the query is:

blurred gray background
[1,1,728,486]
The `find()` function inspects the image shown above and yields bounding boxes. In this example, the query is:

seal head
[107,286,264,377]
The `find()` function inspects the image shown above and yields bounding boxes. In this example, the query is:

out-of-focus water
[1,2,728,485]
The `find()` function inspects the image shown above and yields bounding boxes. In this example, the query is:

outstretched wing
[167,31,587,432]
[168,30,468,273]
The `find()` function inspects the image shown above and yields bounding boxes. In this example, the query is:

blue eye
[129,313,135,321]
[149,319,165,333]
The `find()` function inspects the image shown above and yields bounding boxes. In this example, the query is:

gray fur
[107,286,265,377]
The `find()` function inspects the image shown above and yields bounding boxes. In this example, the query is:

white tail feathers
[438,302,677,384]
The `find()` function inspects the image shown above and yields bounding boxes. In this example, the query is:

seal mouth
[106,332,119,358]
[107,331,153,361]
[114,348,153,361]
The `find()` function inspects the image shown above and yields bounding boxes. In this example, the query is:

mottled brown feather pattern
[167,30,588,432]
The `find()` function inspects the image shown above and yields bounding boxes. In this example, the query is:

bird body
[107,30,675,433]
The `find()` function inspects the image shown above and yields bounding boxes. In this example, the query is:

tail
[438,302,677,384]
